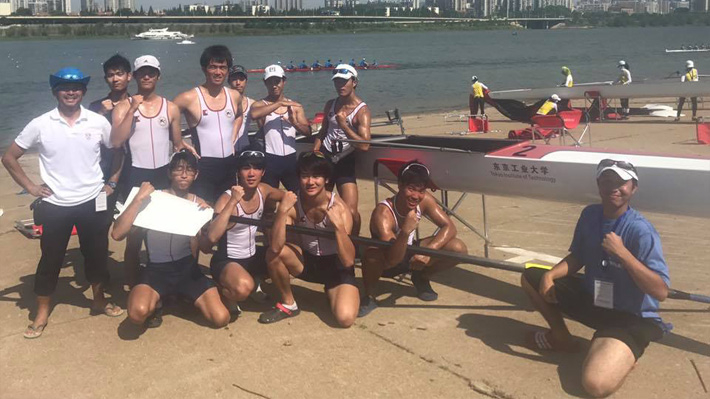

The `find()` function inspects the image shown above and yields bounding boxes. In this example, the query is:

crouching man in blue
[521,158,671,398]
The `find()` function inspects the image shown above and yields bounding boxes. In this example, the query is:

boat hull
[490,81,710,101]
[296,135,710,218]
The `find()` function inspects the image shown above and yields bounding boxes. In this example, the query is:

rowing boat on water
[490,81,710,101]
[246,64,397,73]
[665,48,710,53]
[296,135,710,218]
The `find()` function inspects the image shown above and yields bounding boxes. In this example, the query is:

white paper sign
[117,187,214,236]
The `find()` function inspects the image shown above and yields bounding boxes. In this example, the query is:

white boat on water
[665,48,710,53]
[490,81,710,100]
[133,28,194,41]
[177,40,195,45]
[295,135,710,218]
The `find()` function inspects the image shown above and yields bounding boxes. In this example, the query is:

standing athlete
[250,64,311,192]
[676,60,699,121]
[314,64,371,235]
[173,45,244,204]
[111,55,190,287]
[616,60,632,116]
[228,64,255,153]
[469,76,489,116]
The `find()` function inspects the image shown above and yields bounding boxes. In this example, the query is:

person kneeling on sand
[358,160,468,317]
[258,151,359,327]
[112,150,230,329]
[520,158,671,398]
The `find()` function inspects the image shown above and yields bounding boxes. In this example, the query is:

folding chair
[530,115,565,144]
[558,109,590,146]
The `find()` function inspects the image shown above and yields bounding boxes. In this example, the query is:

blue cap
[49,67,90,89]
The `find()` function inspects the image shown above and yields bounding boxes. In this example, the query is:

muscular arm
[107,148,124,186]
[547,253,584,280]
[331,200,355,267]
[313,101,332,151]
[419,194,457,251]
[617,249,669,301]
[173,90,200,129]
[269,206,296,255]
[110,100,137,147]
[168,101,188,151]
[370,205,411,267]
[249,100,282,120]
[342,105,371,151]
[290,104,312,136]
[111,196,145,241]
[200,192,238,252]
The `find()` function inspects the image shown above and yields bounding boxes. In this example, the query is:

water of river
[1,26,709,147]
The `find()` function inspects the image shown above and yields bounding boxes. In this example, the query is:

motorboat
[133,28,194,40]
[177,40,195,45]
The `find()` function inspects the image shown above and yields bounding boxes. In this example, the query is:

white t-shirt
[14,106,112,207]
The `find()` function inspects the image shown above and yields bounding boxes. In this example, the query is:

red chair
[530,114,565,144]
[697,118,710,145]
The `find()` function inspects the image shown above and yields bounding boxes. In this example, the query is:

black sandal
[258,303,300,324]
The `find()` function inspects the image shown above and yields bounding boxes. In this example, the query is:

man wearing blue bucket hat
[2,67,125,339]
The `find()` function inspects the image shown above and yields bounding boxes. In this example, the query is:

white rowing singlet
[296,192,338,256]
[322,99,366,161]
[129,98,171,169]
[235,97,253,153]
[224,188,264,259]
[379,196,421,245]
[146,194,197,263]
[263,100,297,156]
[194,87,236,158]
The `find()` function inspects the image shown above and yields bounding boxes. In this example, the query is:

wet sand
[1,101,709,399]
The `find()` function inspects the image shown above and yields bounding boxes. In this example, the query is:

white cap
[596,159,639,182]
[618,60,626,67]
[550,94,561,102]
[331,64,358,81]
[134,55,160,71]
[686,60,694,68]
[263,64,285,80]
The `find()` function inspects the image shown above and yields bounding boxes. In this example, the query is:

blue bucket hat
[49,67,91,90]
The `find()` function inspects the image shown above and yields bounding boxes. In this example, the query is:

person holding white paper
[521,158,671,398]
[112,150,229,329]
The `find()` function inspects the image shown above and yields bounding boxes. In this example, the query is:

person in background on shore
[521,158,671,398]
[616,60,632,116]
[359,58,369,68]
[250,64,311,192]
[324,59,334,68]
[174,45,244,204]
[228,65,254,153]
[312,59,322,69]
[359,160,468,317]
[469,76,488,116]
[112,151,229,330]
[112,55,191,288]
[560,66,574,88]
[2,68,125,339]
[258,152,359,327]
[314,64,371,236]
[676,60,699,121]
[298,60,308,69]
[537,94,560,115]
[200,150,285,314]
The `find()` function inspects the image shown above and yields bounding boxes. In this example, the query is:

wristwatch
[107,181,117,190]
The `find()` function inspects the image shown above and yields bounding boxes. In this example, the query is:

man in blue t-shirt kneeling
[521,158,671,398]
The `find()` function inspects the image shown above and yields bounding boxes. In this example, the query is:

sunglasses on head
[597,159,637,173]
[332,68,353,76]
[401,162,430,177]
[240,150,265,158]
[299,150,326,160]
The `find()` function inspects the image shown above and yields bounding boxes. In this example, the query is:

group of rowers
[287,58,376,70]
[0,44,674,398]
[470,59,700,120]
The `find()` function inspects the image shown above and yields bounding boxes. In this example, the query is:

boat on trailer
[296,135,710,218]
[489,81,710,101]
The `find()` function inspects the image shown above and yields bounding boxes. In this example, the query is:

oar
[227,216,710,304]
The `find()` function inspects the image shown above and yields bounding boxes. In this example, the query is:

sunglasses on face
[332,69,353,76]
[401,162,431,177]
[597,159,637,173]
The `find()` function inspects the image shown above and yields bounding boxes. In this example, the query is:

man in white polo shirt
[2,67,124,339]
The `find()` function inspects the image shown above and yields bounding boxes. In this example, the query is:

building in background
[273,0,302,11]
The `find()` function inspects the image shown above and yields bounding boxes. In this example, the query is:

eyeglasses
[332,68,353,76]
[240,150,265,158]
[400,162,430,177]
[597,159,637,173]
[299,150,326,160]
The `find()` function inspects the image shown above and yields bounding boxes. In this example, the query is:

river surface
[1,26,709,147]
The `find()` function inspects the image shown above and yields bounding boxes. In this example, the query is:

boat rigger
[489,81,710,101]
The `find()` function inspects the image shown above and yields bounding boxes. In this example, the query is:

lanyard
[599,207,630,268]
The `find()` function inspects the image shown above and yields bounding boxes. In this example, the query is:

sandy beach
[1,101,709,399]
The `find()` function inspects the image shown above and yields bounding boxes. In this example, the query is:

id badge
[95,191,108,212]
[594,279,614,309]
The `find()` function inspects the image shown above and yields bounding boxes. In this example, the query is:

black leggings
[34,198,111,296]
[677,97,698,117]
[471,97,485,115]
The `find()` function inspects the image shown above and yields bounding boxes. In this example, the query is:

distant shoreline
[0,20,516,40]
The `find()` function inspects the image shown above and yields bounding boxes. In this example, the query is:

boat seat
[697,118,710,145]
